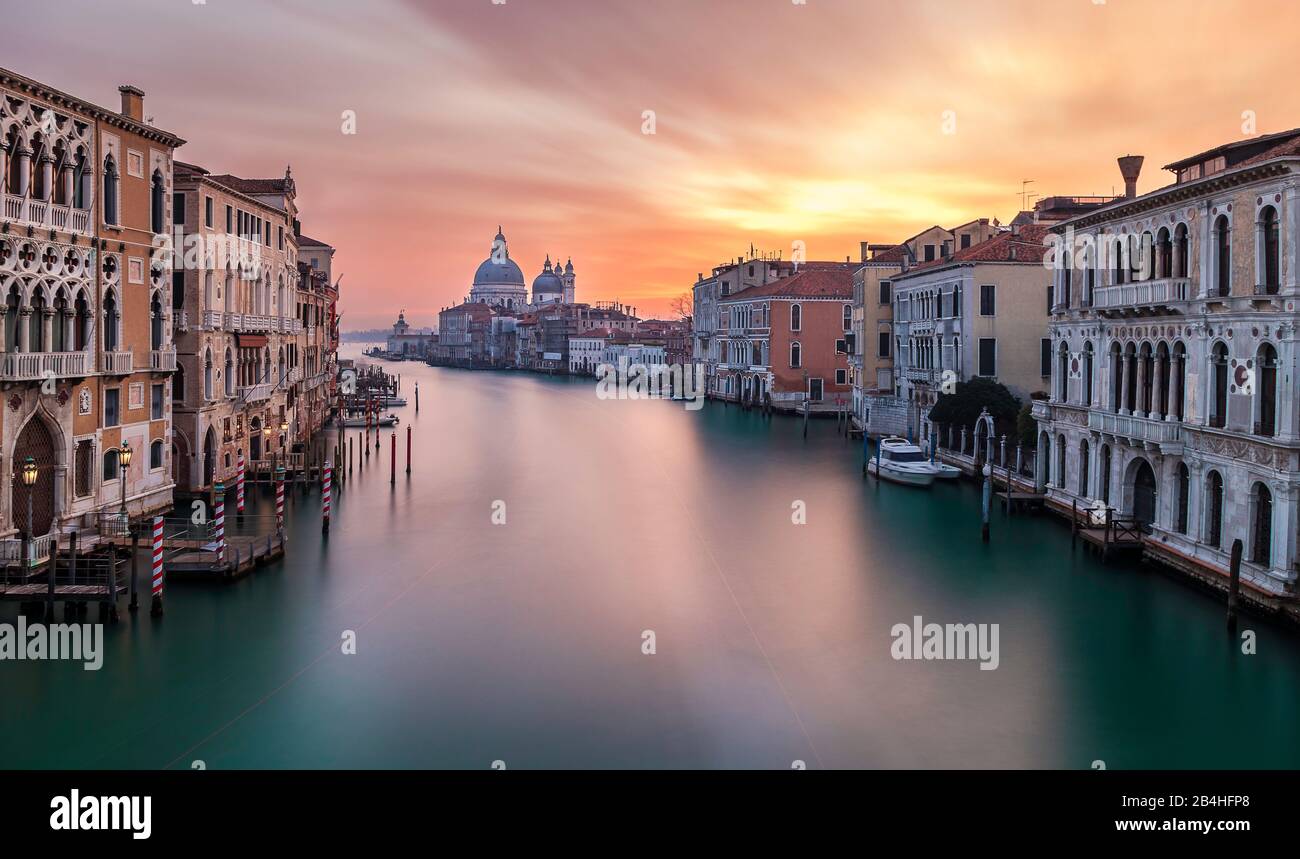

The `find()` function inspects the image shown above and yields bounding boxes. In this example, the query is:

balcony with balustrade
[150,348,177,373]
[1092,277,1192,317]
[2,194,92,237]
[0,350,91,381]
[238,382,273,403]
[1088,409,1183,448]
[100,351,133,375]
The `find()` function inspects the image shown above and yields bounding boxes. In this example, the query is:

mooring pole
[390,431,396,486]
[415,382,419,413]
[214,480,227,567]
[1071,498,1078,548]
[150,515,164,617]
[128,528,139,613]
[406,425,412,475]
[1227,539,1243,632]
[275,465,286,537]
[45,532,58,621]
[236,450,246,519]
[981,463,992,543]
[322,460,333,535]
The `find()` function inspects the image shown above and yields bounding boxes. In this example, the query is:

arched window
[1139,342,1154,415]
[1124,342,1138,413]
[150,169,165,234]
[1209,342,1229,428]
[73,148,90,209]
[1174,223,1189,278]
[1205,470,1224,548]
[29,285,46,352]
[103,155,119,226]
[1110,342,1123,413]
[4,283,18,352]
[1260,206,1280,294]
[790,303,801,332]
[1055,434,1065,487]
[51,287,69,352]
[1078,439,1090,497]
[789,341,801,369]
[150,290,164,351]
[103,447,120,482]
[204,271,214,310]
[1175,463,1189,534]
[1156,227,1172,279]
[150,439,164,470]
[1100,445,1112,505]
[74,288,90,351]
[1172,341,1187,420]
[203,349,213,400]
[224,348,234,396]
[1257,342,1278,437]
[174,362,185,405]
[1155,342,1170,419]
[1057,341,1069,402]
[1213,215,1231,297]
[1251,483,1273,566]
[102,291,119,351]
[1083,341,1094,407]
[1113,236,1127,285]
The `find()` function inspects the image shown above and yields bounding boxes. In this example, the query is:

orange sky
[9,0,1300,327]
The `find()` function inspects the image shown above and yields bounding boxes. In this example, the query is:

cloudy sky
[9,0,1298,327]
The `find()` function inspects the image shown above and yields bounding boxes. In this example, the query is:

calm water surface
[3,345,1299,769]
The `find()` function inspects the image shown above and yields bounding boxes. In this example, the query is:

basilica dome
[472,227,525,287]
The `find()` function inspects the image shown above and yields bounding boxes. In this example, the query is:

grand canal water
[3,344,1299,769]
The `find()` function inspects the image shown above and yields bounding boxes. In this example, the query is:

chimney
[118,85,145,122]
[860,241,869,263]
[1117,154,1144,198]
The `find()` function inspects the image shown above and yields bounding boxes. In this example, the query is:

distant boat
[377,396,407,407]
[866,437,936,487]
[340,413,400,428]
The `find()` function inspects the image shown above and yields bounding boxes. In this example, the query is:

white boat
[340,413,400,428]
[932,462,962,479]
[866,437,936,487]
[376,396,407,407]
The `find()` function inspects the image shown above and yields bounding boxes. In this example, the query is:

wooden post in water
[1102,507,1112,563]
[406,425,412,475]
[275,466,286,537]
[415,382,419,413]
[981,463,991,543]
[1227,539,1243,632]
[390,431,396,486]
[128,530,138,613]
[45,532,57,620]
[214,480,227,567]
[1071,498,1078,548]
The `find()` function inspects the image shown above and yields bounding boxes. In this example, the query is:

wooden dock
[165,533,286,580]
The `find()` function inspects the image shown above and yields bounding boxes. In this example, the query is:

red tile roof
[720,266,854,302]
[1236,133,1300,168]
[297,234,331,249]
[904,224,1050,273]
[1165,127,1300,171]
[207,174,291,195]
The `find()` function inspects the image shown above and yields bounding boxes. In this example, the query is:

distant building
[385,311,435,356]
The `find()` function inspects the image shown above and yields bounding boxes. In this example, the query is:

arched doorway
[202,426,216,487]
[250,416,262,460]
[1131,458,1156,530]
[12,416,56,536]
[173,431,191,491]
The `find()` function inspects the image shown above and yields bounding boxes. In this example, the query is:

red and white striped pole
[321,459,332,534]
[150,515,164,617]
[213,480,227,565]
[275,465,285,536]
[236,451,246,516]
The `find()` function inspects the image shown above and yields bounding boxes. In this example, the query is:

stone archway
[1127,456,1157,529]
[173,429,192,492]
[202,426,216,487]
[11,414,57,536]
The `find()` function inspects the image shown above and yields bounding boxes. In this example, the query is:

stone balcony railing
[100,350,133,375]
[1092,277,1191,314]
[1088,409,1183,445]
[202,310,223,330]
[173,310,190,333]
[3,193,92,236]
[0,350,90,381]
[150,348,177,372]
[238,383,273,403]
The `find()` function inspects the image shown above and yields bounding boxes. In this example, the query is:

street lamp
[20,456,37,548]
[118,440,132,517]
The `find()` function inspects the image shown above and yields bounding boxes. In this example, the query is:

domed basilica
[469,227,574,311]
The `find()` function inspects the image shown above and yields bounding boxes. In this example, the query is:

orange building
[0,67,183,559]
[717,264,856,412]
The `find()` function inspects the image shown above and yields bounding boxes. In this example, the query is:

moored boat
[866,437,936,487]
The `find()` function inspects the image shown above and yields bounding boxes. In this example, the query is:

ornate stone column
[1120,352,1132,415]
[38,153,53,202]
[18,308,31,353]
[41,309,53,353]
[13,146,31,197]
